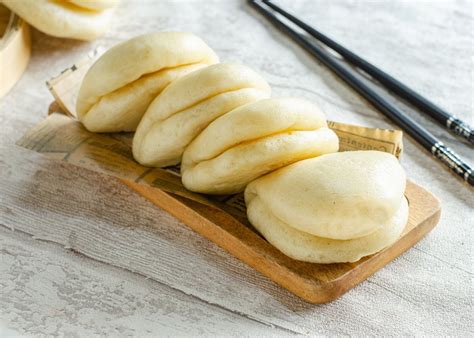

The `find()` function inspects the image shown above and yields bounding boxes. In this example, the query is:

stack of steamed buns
[76,32,408,264]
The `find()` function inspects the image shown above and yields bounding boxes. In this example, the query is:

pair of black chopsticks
[249,0,473,186]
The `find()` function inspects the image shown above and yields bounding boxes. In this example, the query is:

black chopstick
[261,0,474,146]
[249,0,474,186]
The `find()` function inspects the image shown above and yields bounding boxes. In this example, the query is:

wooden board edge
[310,181,442,302]
[121,180,315,297]
[309,204,441,303]
[122,178,441,304]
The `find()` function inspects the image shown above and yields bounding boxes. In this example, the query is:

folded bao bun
[245,151,406,241]
[68,0,119,11]
[132,63,271,168]
[2,0,117,41]
[76,32,219,132]
[247,196,408,264]
[181,97,339,195]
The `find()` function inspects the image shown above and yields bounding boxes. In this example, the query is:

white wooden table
[1,0,472,335]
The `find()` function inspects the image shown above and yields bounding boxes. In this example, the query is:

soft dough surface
[79,64,207,133]
[246,196,408,264]
[76,32,218,132]
[181,97,339,194]
[245,151,406,240]
[132,63,271,167]
[2,0,115,40]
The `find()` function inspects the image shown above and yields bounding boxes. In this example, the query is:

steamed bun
[245,151,406,240]
[2,0,117,40]
[76,32,219,132]
[181,97,339,194]
[247,195,408,263]
[132,63,271,167]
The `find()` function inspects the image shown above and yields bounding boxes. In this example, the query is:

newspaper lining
[18,54,404,218]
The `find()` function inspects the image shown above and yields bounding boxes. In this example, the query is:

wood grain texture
[0,0,472,335]
[124,179,440,303]
[0,227,283,337]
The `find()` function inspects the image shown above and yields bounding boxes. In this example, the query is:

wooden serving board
[123,179,440,304]
[17,111,440,303]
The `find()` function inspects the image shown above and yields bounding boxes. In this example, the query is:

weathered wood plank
[0,227,285,336]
